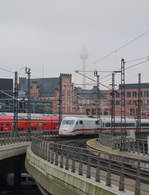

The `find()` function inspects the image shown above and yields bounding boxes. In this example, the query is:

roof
[0,116,13,120]
[119,83,149,90]
[76,87,107,100]
[41,117,59,121]
[19,77,59,97]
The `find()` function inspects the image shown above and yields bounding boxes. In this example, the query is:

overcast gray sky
[0,0,149,87]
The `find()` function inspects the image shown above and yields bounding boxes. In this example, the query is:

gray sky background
[0,0,149,88]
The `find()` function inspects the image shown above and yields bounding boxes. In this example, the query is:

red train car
[0,115,60,131]
[17,120,41,131]
[0,116,13,131]
[41,117,60,131]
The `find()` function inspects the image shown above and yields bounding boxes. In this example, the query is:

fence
[0,130,58,145]
[31,136,149,195]
[98,133,148,155]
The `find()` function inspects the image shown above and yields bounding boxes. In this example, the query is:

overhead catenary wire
[0,89,25,103]
[92,29,149,65]
[100,57,149,83]
[126,55,149,63]
[126,59,149,71]
[75,71,111,90]
[75,57,149,92]
[0,67,14,73]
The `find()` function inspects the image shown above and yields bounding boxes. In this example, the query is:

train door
[79,120,84,135]
[95,119,101,134]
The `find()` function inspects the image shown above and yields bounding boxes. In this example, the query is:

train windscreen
[62,120,75,125]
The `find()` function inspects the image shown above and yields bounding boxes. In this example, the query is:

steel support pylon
[136,73,141,140]
[13,72,18,131]
[111,72,115,136]
[120,59,126,150]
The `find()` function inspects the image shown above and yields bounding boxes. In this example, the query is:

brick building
[19,73,149,117]
[19,74,77,114]
[75,87,110,115]
[75,83,149,118]
[113,83,149,118]
[50,74,77,114]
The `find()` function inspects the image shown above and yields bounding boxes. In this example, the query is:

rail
[98,133,148,155]
[31,136,149,195]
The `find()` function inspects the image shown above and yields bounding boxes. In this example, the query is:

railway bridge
[0,131,149,195]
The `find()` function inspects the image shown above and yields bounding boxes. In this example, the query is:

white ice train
[59,116,102,136]
[59,116,138,138]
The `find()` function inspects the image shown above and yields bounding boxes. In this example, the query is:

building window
[132,100,137,105]
[116,92,120,98]
[121,92,125,97]
[86,109,90,115]
[116,100,120,105]
[127,92,131,97]
[97,108,101,115]
[132,91,137,97]
[92,109,96,115]
[130,108,135,114]
[127,100,132,105]
[144,91,149,97]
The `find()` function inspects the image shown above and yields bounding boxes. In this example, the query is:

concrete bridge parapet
[25,143,133,195]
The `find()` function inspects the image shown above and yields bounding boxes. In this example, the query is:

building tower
[80,47,88,89]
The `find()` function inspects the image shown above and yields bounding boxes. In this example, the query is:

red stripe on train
[72,128,149,132]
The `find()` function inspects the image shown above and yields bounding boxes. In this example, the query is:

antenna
[80,47,88,89]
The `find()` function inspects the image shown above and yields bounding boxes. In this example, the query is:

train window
[62,120,75,125]
[141,123,149,127]
[105,123,111,127]
[113,123,135,127]
[115,123,121,127]
[127,123,135,127]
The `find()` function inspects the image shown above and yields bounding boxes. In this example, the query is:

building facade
[19,74,77,114]
[19,73,149,118]
[75,87,110,115]
[113,83,149,118]
[0,79,13,112]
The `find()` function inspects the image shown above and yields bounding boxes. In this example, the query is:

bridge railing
[0,130,58,146]
[31,137,149,195]
[97,132,148,155]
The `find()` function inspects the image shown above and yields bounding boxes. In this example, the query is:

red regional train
[0,115,60,131]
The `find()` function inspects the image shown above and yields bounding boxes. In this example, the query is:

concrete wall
[26,147,132,195]
[0,143,30,161]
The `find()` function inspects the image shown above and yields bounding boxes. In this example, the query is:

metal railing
[0,131,31,145]
[0,130,58,146]
[98,133,148,155]
[31,137,149,195]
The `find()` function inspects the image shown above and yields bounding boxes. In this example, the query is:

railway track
[44,135,94,147]
[44,136,149,185]
[36,133,149,187]
[63,143,149,184]
[31,135,149,193]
